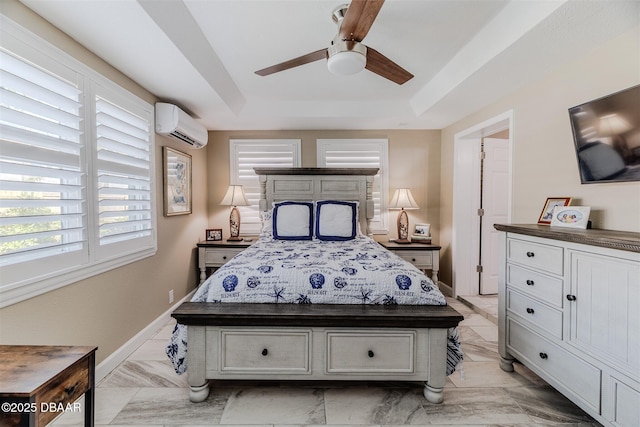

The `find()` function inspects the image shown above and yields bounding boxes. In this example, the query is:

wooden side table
[379,241,441,283]
[0,345,97,427]
[197,238,257,284]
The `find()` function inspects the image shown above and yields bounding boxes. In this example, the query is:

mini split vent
[155,102,208,148]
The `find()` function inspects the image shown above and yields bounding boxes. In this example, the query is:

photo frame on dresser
[537,197,572,224]
[550,206,591,229]
[206,229,223,241]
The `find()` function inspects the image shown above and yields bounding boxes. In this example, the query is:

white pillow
[272,201,313,240]
[315,200,357,241]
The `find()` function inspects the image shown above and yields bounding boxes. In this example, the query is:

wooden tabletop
[0,345,97,395]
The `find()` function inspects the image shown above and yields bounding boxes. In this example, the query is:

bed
[167,168,463,404]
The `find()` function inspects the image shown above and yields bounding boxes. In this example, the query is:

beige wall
[206,130,441,243]
[0,0,207,364]
[438,25,640,286]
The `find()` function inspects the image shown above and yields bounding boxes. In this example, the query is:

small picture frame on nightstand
[206,228,223,241]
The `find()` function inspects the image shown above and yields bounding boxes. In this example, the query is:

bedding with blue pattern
[167,234,463,375]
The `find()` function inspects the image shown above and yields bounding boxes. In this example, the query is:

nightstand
[379,241,441,283]
[197,239,257,284]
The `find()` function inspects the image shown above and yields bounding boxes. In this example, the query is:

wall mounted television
[568,84,640,184]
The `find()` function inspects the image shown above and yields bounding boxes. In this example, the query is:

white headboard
[254,168,379,235]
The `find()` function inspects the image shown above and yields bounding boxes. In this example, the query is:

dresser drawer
[507,319,601,412]
[326,331,415,374]
[507,238,563,275]
[507,264,564,307]
[507,289,562,339]
[219,330,310,374]
[204,248,242,266]
[394,251,433,269]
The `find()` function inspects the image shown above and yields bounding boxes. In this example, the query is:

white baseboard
[95,288,196,382]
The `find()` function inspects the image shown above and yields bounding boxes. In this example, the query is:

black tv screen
[568,84,640,184]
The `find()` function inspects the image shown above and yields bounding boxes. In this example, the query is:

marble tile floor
[456,295,498,325]
[50,298,600,427]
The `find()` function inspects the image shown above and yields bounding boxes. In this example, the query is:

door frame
[452,110,514,297]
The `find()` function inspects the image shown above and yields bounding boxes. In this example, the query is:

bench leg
[189,382,210,403]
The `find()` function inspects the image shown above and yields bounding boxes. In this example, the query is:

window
[0,17,155,307]
[317,139,389,234]
[229,139,301,235]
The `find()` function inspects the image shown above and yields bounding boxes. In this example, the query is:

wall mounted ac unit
[155,102,208,148]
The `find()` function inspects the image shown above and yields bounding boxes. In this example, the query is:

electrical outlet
[169,289,174,304]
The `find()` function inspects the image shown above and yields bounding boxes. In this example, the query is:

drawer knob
[368,350,375,358]
[526,307,535,314]
[526,251,535,258]
[412,258,416,262]
[566,294,577,301]
[539,352,548,360]
[261,348,268,356]
[222,256,227,260]
[526,280,535,286]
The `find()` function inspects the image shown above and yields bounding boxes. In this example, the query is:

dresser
[495,224,639,427]
[378,241,441,282]
[0,345,97,427]
[197,239,256,284]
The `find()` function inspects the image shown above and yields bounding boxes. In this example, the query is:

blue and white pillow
[273,201,313,240]
[315,200,357,241]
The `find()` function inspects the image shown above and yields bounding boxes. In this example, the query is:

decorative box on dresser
[494,224,639,427]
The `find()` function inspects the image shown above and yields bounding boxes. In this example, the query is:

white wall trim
[95,288,196,382]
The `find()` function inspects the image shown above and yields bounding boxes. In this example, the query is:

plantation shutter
[94,88,154,259]
[317,139,389,233]
[229,139,301,235]
[0,48,87,282]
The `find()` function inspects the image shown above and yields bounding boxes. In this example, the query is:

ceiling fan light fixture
[327,40,367,75]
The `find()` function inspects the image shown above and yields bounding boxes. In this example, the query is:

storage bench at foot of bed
[171,302,463,404]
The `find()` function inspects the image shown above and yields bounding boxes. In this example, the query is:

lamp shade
[389,188,419,210]
[220,185,249,206]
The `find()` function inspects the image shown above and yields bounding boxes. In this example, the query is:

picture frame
[163,147,192,216]
[550,206,591,229]
[206,228,223,241]
[413,223,431,237]
[537,197,572,224]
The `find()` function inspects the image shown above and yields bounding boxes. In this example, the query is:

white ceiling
[19,0,640,131]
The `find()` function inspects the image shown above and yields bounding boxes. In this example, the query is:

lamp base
[227,236,243,242]
[394,238,412,244]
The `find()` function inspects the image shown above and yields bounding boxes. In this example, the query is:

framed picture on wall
[163,147,192,216]
[537,197,572,224]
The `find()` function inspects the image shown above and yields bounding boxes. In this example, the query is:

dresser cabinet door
[569,251,640,379]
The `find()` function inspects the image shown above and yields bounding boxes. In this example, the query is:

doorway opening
[452,111,513,309]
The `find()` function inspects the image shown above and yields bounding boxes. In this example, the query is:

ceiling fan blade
[339,0,384,42]
[255,49,328,76]
[365,47,414,85]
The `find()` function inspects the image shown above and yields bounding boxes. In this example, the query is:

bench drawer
[326,331,415,374]
[220,329,310,374]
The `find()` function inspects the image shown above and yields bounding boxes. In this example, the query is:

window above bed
[317,139,389,234]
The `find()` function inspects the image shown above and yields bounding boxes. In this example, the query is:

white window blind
[95,89,154,258]
[0,17,155,307]
[317,139,389,234]
[229,139,301,235]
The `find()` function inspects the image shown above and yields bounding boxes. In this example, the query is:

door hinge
[477,208,484,216]
[480,151,486,160]
[476,265,483,273]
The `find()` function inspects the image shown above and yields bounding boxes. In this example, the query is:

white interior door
[479,137,509,295]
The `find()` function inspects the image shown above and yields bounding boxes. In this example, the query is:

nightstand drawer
[204,248,243,266]
[393,251,433,268]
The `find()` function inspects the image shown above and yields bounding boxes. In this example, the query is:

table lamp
[220,185,249,241]
[389,188,419,244]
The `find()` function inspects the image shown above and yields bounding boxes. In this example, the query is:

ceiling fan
[255,0,413,85]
